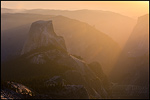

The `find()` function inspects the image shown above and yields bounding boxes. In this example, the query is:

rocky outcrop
[1,81,36,99]
[2,20,111,99]
[44,76,89,99]
[88,62,111,90]
[21,20,66,55]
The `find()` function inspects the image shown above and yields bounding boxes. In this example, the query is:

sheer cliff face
[21,20,66,55]
[125,14,149,57]
[110,14,149,87]
[2,20,111,99]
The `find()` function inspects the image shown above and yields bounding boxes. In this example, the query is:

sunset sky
[1,1,149,19]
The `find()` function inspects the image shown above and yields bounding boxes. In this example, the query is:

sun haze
[1,1,149,99]
[1,1,149,19]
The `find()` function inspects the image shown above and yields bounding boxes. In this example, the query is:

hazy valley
[1,7,149,99]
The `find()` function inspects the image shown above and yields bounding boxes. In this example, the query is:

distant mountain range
[1,8,136,46]
[1,13,120,74]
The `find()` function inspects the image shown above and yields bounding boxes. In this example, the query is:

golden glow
[1,1,149,18]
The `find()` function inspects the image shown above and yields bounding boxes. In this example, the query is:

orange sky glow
[1,1,149,19]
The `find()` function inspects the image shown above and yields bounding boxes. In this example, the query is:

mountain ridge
[2,20,112,99]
